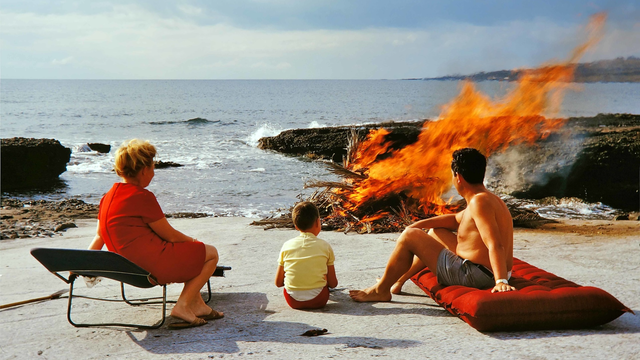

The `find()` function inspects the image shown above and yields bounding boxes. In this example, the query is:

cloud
[178,4,203,16]
[0,4,637,79]
[51,56,74,65]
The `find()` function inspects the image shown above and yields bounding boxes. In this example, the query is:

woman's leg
[170,244,221,322]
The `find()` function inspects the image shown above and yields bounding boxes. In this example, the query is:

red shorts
[283,286,330,309]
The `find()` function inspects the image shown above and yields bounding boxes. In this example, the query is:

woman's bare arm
[148,217,196,243]
[87,221,105,250]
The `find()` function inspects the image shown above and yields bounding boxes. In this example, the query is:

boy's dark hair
[292,201,320,231]
[451,148,486,184]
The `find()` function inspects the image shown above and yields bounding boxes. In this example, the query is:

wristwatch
[495,279,509,285]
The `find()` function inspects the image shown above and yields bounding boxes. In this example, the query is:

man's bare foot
[349,285,392,302]
[377,277,405,295]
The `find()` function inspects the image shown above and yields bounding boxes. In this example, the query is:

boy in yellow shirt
[275,202,338,309]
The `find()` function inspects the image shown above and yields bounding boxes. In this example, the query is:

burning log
[253,14,624,233]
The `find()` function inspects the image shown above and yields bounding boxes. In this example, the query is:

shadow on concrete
[484,309,640,339]
[125,291,422,355]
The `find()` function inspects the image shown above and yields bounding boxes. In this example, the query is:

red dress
[98,183,205,285]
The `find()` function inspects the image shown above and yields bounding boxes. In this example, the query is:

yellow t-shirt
[278,232,335,291]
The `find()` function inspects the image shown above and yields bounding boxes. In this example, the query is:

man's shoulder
[467,191,511,221]
[468,191,502,207]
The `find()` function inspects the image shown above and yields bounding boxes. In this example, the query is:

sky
[1,0,639,79]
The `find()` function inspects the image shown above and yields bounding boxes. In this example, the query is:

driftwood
[256,113,640,217]
[252,129,556,233]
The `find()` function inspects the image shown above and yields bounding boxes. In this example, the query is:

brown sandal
[167,317,207,330]
[198,309,224,320]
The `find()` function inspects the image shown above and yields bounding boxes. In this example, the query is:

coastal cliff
[411,57,640,83]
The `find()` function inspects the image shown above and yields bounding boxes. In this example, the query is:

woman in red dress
[88,139,222,329]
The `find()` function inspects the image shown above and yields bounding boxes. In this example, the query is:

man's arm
[468,196,515,293]
[406,212,461,231]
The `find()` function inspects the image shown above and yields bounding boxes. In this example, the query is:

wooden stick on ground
[0,289,68,310]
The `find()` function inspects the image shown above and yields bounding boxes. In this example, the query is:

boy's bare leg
[390,228,457,294]
[350,228,445,302]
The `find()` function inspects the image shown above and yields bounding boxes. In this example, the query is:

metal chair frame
[31,248,230,329]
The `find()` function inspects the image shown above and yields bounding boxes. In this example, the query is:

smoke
[486,130,586,197]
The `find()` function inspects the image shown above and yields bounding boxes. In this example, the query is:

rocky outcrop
[155,160,183,169]
[499,114,640,211]
[87,143,111,153]
[1,138,71,191]
[0,198,99,239]
[258,120,424,163]
[257,114,640,211]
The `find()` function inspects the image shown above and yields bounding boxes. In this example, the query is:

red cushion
[411,258,633,332]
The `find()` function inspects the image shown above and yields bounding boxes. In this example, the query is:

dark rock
[503,114,640,211]
[155,161,183,169]
[54,223,77,232]
[1,138,71,191]
[258,120,424,163]
[258,114,640,211]
[166,212,210,218]
[87,143,111,153]
[615,214,630,221]
[1,198,98,240]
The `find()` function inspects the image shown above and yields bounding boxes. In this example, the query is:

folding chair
[30,247,231,329]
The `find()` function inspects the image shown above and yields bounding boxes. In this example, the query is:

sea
[2,79,639,220]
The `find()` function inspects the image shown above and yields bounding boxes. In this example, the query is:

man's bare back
[349,148,516,302]
[455,190,513,275]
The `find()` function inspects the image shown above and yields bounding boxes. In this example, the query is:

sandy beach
[0,217,638,359]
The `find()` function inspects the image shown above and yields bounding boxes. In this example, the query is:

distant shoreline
[407,56,640,83]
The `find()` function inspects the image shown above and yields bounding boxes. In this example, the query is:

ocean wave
[246,123,284,147]
[66,157,114,174]
[149,117,220,126]
[517,197,619,220]
[307,121,326,128]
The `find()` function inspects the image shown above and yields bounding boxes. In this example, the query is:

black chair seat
[30,247,230,329]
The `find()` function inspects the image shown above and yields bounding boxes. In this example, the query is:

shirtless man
[350,148,516,302]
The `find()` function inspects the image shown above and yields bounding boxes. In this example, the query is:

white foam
[76,144,94,153]
[67,151,114,174]
[66,160,112,174]
[246,123,283,147]
[249,168,266,172]
[308,121,326,128]
[519,197,618,220]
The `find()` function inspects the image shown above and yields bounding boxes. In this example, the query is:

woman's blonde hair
[114,139,157,179]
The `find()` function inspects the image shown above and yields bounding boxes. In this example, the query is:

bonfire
[252,14,606,233]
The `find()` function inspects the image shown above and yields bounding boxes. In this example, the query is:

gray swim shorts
[436,248,495,289]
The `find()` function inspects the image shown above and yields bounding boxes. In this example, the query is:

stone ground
[0,217,638,359]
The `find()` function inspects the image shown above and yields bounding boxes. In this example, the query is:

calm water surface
[2,80,638,219]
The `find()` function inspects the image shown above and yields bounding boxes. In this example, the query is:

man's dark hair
[451,148,486,184]
[292,201,320,231]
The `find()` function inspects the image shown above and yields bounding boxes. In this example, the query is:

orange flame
[333,13,606,222]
